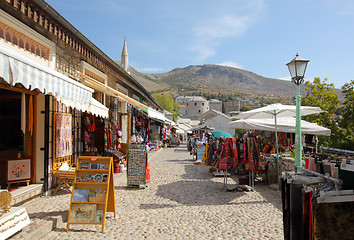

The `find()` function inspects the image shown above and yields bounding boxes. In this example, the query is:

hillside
[119,63,343,101]
[129,64,300,97]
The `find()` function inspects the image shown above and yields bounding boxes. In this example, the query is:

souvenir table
[0,206,30,239]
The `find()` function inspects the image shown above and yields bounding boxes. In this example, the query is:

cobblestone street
[18,144,283,240]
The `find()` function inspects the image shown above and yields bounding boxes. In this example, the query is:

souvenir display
[67,156,115,232]
[69,204,96,223]
[54,113,72,158]
[127,144,148,187]
[0,191,13,213]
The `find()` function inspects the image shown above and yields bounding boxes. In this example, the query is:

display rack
[66,156,116,232]
[127,144,147,188]
[294,164,343,190]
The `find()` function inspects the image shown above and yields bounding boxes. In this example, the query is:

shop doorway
[119,113,131,155]
[0,88,34,188]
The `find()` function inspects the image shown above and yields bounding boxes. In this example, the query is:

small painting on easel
[6,158,31,182]
[70,204,96,223]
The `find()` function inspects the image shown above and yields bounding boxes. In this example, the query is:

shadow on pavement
[252,182,282,211]
[52,188,72,196]
[181,164,214,180]
[155,179,246,206]
[28,210,68,221]
[166,159,195,164]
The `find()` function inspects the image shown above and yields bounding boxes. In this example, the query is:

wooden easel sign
[66,156,116,232]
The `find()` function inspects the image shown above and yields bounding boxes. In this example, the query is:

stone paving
[15,144,284,239]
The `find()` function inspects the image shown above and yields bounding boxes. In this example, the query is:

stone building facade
[184,96,209,120]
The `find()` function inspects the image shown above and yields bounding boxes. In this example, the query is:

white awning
[148,107,167,122]
[0,40,108,118]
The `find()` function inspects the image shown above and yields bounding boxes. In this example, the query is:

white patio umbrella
[232,103,325,176]
[228,117,330,136]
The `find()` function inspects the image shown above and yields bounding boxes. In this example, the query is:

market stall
[232,103,324,177]
[228,117,331,183]
[281,162,354,240]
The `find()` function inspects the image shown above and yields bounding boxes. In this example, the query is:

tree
[302,77,341,148]
[339,80,354,150]
[152,93,180,121]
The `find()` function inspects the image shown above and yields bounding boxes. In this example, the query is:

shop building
[0,0,163,202]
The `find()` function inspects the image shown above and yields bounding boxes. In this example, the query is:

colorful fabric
[231,138,238,168]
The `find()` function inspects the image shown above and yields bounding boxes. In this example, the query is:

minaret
[121,37,129,72]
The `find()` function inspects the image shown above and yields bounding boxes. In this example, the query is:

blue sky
[45,0,354,88]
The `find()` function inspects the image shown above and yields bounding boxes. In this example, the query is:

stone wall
[266,156,295,184]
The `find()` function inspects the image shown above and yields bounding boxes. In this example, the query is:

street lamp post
[286,54,310,167]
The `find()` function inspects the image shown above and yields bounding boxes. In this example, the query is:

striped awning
[0,40,108,118]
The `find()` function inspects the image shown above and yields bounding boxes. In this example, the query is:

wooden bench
[52,156,75,196]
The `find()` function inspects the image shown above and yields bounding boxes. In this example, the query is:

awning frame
[79,72,148,111]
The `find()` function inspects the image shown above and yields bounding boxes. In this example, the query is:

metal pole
[295,84,302,167]
[274,112,280,177]
[43,95,50,193]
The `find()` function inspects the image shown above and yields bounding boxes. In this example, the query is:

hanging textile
[247,138,255,171]
[290,182,304,240]
[231,138,238,168]
[202,143,210,166]
[21,93,26,135]
[28,95,33,136]
[281,177,291,240]
[312,198,354,239]
[302,189,311,240]
[242,138,247,165]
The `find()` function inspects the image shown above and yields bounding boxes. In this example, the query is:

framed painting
[69,203,96,223]
[6,158,32,183]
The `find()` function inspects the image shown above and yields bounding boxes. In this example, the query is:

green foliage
[302,77,345,149]
[152,93,180,121]
[240,106,252,111]
[339,80,354,150]
[234,129,247,138]
[150,88,173,94]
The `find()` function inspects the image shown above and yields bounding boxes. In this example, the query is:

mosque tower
[121,37,129,73]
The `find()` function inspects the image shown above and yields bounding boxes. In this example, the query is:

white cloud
[191,15,253,62]
[218,61,243,69]
[190,0,265,62]
[278,76,291,81]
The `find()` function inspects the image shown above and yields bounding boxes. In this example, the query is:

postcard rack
[127,144,148,188]
[66,156,116,232]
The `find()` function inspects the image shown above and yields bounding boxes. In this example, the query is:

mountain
[123,63,343,101]
[129,64,300,97]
